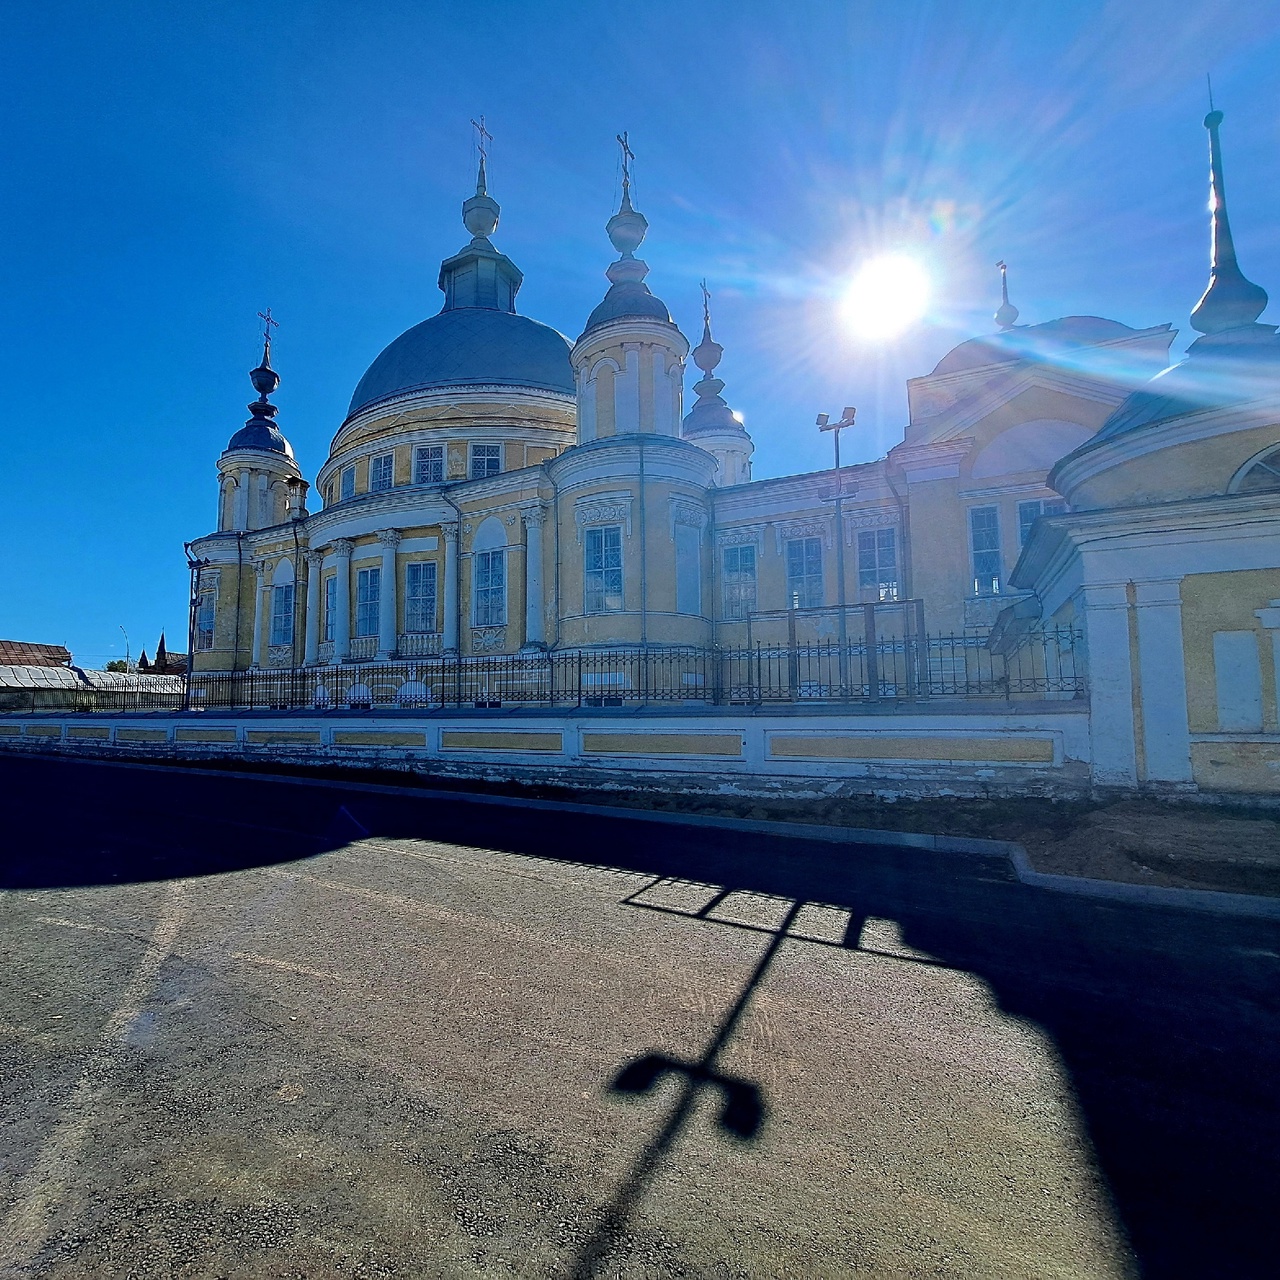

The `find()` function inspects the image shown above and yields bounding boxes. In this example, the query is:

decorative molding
[377,528,402,548]
[774,518,832,555]
[471,626,507,652]
[574,496,633,542]
[669,500,708,540]
[252,560,269,586]
[842,509,899,543]
[523,503,549,530]
[266,644,294,668]
[330,538,355,557]
[441,524,459,546]
[715,525,763,549]
[195,566,222,592]
[304,550,324,568]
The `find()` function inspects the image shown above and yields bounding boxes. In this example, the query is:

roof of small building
[0,640,71,667]
[930,317,1157,377]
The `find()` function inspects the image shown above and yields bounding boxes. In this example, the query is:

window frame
[583,525,624,615]
[339,466,356,501]
[355,566,381,637]
[469,443,503,480]
[856,527,899,602]
[404,561,438,634]
[1017,498,1067,547]
[472,548,506,627]
[195,593,216,650]
[369,452,394,493]
[269,582,295,647]
[414,444,445,486]
[785,536,824,610]
[969,505,1002,596]
[721,543,757,621]
[323,576,336,643]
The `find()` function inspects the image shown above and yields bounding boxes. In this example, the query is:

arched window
[269,559,295,647]
[471,517,507,627]
[1233,443,1280,494]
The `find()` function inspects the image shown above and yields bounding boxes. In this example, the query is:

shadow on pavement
[3,753,1278,1278]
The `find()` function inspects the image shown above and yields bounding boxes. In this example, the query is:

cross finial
[257,307,279,363]
[700,278,712,328]
[1207,73,1215,113]
[470,115,492,164]
[616,130,635,191]
[994,262,1019,329]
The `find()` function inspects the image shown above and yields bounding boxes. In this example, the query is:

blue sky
[2,0,1278,665]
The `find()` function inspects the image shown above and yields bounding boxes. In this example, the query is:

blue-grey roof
[1092,325,1280,442]
[582,281,672,335]
[931,317,1154,376]
[347,308,574,418]
[226,422,294,457]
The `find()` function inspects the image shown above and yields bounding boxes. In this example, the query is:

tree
[105,660,128,672]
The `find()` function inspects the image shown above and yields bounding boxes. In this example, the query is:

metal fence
[0,626,1081,715]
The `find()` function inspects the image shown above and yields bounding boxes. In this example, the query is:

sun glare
[841,255,930,340]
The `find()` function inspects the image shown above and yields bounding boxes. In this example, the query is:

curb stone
[14,753,1280,921]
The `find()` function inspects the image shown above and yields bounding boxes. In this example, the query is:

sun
[840,255,930,340]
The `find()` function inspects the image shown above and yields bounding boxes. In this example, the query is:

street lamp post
[817,407,857,696]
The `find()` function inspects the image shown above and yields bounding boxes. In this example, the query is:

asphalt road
[1,754,1277,1278]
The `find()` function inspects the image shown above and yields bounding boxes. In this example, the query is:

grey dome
[226,422,294,457]
[582,280,672,335]
[346,308,574,418]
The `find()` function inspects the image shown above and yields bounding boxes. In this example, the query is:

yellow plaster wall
[769,733,1054,762]
[1070,423,1280,510]
[1181,568,1280,734]
[441,730,563,752]
[1190,740,1280,794]
[582,732,742,756]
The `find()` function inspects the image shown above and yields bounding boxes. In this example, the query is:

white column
[303,550,322,666]
[522,504,548,650]
[332,539,353,662]
[377,529,400,658]
[442,524,460,654]
[250,561,267,668]
[234,468,250,531]
[1133,578,1192,783]
[1079,583,1137,787]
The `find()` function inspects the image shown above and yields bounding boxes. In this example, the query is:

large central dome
[344,160,574,421]
[347,309,573,418]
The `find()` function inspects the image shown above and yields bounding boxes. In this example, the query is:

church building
[186,111,1280,796]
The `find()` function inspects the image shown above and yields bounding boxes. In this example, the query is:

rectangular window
[470,443,502,479]
[323,576,336,643]
[584,526,623,614]
[195,594,215,650]
[325,483,334,507]
[857,527,899,602]
[969,506,1002,595]
[269,583,294,646]
[370,453,394,492]
[785,536,824,609]
[355,567,380,637]
[414,444,444,485]
[340,466,355,501]
[721,544,757,620]
[473,550,505,626]
[404,561,438,633]
[1017,498,1067,546]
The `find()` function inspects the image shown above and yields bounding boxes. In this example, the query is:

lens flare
[841,255,930,339]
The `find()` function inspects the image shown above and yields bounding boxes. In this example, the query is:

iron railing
[1,627,1084,715]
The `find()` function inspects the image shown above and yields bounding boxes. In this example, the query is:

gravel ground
[1,756,1278,1278]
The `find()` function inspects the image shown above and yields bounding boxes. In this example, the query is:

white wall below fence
[0,708,1091,800]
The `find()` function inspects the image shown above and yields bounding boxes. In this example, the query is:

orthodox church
[187,111,1280,795]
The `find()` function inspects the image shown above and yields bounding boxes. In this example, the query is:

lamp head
[815,412,830,428]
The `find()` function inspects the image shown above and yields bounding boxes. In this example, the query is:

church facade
[184,111,1280,796]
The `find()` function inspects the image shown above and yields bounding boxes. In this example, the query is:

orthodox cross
[700,278,712,328]
[257,307,278,358]
[470,114,492,165]
[616,130,634,190]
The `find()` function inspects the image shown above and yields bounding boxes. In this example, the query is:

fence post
[864,603,880,701]
[787,607,798,698]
